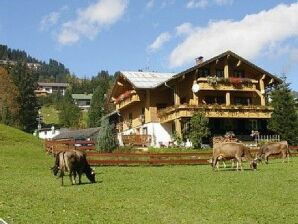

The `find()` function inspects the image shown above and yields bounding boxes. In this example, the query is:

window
[205,96,225,104]
[142,127,148,135]
[200,68,210,77]
[235,97,251,105]
[216,69,224,77]
[233,70,245,78]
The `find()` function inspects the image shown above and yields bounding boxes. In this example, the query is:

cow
[256,141,290,164]
[212,142,257,171]
[51,150,96,186]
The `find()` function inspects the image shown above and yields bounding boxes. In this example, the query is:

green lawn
[1,124,298,223]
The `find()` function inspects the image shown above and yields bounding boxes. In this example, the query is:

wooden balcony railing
[157,104,274,123]
[197,77,259,92]
[122,134,152,147]
[116,94,141,110]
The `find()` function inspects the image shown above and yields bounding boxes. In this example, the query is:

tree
[10,63,39,132]
[268,77,298,145]
[88,72,112,127]
[97,118,118,152]
[58,89,81,128]
[0,67,20,125]
[188,111,210,149]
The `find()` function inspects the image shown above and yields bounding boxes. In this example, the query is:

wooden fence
[86,148,298,166]
[45,140,298,166]
[45,139,96,154]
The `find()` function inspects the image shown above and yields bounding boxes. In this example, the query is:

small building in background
[53,127,100,142]
[72,94,93,111]
[35,82,69,96]
[34,126,60,140]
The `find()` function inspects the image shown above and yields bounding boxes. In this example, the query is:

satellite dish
[192,83,200,93]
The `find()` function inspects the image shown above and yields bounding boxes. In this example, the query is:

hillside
[0,44,70,82]
[0,124,42,147]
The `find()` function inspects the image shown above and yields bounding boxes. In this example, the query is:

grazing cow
[256,141,290,164]
[212,142,257,171]
[208,157,236,169]
[51,150,95,186]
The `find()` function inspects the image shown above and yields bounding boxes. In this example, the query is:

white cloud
[40,6,68,31]
[148,32,172,52]
[169,3,298,67]
[186,0,233,8]
[187,0,208,9]
[176,23,193,36]
[57,0,128,45]
[146,0,154,9]
[214,0,233,6]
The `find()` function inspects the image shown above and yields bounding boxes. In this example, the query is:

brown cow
[256,141,290,164]
[51,150,95,186]
[212,142,257,171]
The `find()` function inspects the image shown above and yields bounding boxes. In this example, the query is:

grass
[1,124,298,223]
[40,105,60,125]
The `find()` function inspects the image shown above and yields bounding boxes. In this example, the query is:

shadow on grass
[61,180,103,187]
[214,168,256,172]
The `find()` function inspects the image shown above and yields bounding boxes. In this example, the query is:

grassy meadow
[1,124,298,223]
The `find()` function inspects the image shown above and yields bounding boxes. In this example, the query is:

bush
[97,118,118,152]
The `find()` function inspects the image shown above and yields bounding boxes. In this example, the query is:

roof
[38,82,69,87]
[72,94,93,100]
[157,50,282,87]
[120,71,176,89]
[53,127,100,140]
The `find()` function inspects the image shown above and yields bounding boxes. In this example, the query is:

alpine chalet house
[109,51,281,147]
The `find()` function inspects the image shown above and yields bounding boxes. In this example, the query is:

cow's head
[250,159,258,170]
[86,167,96,183]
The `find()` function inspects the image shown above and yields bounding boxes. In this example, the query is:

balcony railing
[157,104,274,123]
[196,77,259,92]
[122,134,152,147]
[116,94,141,110]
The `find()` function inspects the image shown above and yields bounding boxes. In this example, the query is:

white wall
[37,129,60,140]
[119,122,172,147]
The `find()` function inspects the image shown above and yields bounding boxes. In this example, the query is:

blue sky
[1,0,298,89]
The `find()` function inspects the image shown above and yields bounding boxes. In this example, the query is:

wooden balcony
[116,94,141,110]
[157,104,274,123]
[122,134,152,147]
[197,77,259,92]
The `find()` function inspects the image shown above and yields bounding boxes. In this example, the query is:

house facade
[35,82,69,96]
[109,51,281,147]
[72,94,93,111]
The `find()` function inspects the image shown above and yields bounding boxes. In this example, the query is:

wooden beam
[117,81,124,86]
[236,60,242,67]
[269,78,274,84]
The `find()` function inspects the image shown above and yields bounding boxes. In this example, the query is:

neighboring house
[35,82,69,96]
[109,50,281,147]
[35,126,60,140]
[53,127,100,141]
[72,94,93,111]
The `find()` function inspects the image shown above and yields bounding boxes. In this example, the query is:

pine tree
[0,67,20,126]
[97,118,118,152]
[268,77,298,145]
[10,63,39,132]
[58,89,81,128]
[88,86,106,127]
[88,72,111,127]
[188,111,210,149]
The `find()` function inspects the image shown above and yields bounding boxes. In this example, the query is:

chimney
[195,56,204,65]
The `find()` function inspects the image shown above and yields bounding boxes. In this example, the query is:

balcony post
[224,57,229,79]
[174,119,182,137]
[225,92,231,106]
[259,74,266,106]
[145,90,151,122]
[174,84,180,106]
